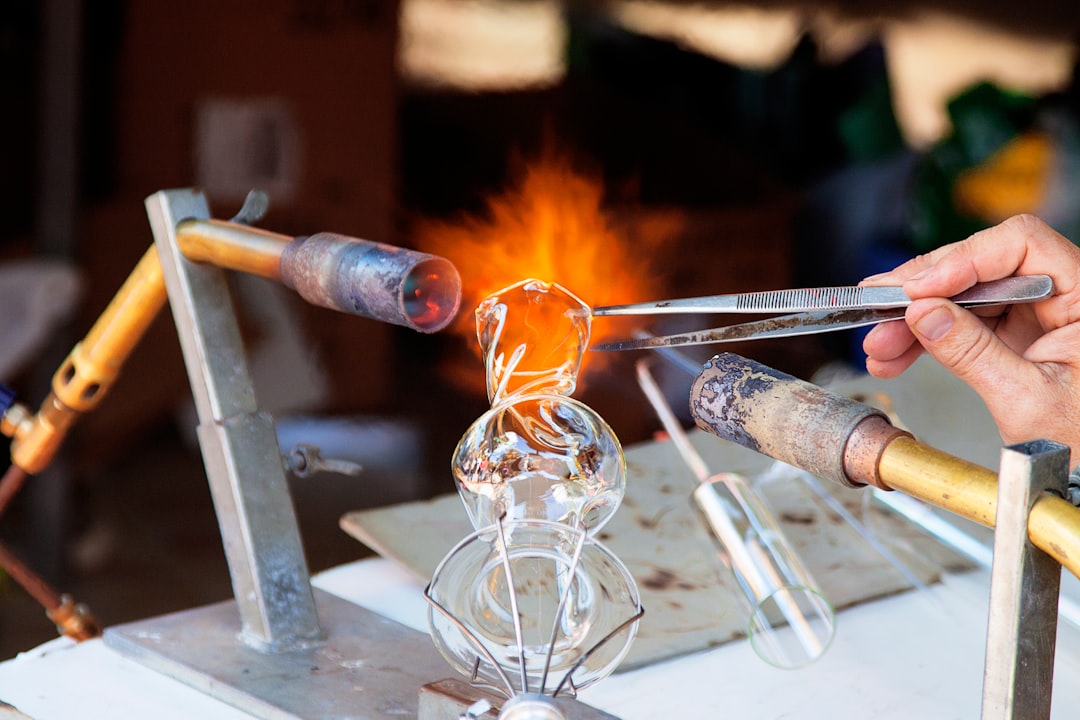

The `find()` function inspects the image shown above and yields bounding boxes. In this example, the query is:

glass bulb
[426,519,642,697]
[453,394,625,534]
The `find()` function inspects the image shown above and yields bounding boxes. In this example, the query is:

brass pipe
[6,245,168,474]
[877,436,998,527]
[692,353,1080,583]
[879,435,1080,581]
[175,218,290,280]
[5,213,461,475]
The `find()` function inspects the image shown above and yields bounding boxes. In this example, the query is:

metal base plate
[104,588,452,719]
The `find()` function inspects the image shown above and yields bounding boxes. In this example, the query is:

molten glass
[475,279,590,403]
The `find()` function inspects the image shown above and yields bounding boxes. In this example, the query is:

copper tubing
[0,538,101,641]
[4,246,168,474]
[0,464,28,518]
[0,537,60,609]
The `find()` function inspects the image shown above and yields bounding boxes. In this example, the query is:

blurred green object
[910,82,1038,251]
[837,79,905,164]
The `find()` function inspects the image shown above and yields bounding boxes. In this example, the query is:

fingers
[860,215,1080,297]
[859,215,1080,457]
[862,318,921,377]
[904,215,1080,299]
[904,297,1040,425]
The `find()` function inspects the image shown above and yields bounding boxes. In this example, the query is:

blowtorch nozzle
[280,233,462,333]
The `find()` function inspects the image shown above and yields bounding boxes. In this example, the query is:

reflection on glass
[453,394,625,534]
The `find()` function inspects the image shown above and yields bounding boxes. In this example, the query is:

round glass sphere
[452,393,626,535]
[426,519,642,697]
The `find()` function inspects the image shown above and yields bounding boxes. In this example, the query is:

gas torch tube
[0,194,462,645]
[2,213,461,476]
[689,352,1080,582]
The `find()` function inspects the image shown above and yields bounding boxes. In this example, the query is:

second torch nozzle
[690,352,911,490]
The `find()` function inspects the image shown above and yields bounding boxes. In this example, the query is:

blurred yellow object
[954,132,1052,222]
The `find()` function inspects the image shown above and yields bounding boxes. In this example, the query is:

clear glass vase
[453,279,626,534]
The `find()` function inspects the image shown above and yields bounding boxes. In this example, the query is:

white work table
[1,556,1078,719]
[3,359,1079,718]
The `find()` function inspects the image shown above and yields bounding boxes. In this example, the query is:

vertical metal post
[145,189,321,651]
[981,439,1069,720]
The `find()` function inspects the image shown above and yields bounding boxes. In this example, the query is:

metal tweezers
[590,275,1053,351]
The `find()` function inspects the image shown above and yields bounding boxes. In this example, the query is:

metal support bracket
[103,189,449,718]
[981,439,1069,720]
[143,188,321,650]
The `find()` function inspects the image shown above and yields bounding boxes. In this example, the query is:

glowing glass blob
[425,519,642,698]
[476,279,590,403]
[452,279,626,534]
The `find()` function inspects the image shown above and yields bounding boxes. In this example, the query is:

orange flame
[413,150,683,390]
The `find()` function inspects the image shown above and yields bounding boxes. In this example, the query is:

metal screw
[285,443,362,479]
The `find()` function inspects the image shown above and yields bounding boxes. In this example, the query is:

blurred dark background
[0,0,1078,657]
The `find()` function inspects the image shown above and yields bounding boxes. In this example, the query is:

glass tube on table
[693,472,835,668]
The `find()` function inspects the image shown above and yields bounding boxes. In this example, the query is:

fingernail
[913,306,953,341]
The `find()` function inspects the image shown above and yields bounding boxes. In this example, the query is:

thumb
[907,299,1032,407]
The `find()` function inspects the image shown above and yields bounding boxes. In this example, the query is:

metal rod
[147,189,321,652]
[539,523,588,694]
[495,514,530,694]
[981,440,1067,720]
[551,608,645,698]
[423,583,517,698]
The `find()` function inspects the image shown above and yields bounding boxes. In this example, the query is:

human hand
[860,214,1080,461]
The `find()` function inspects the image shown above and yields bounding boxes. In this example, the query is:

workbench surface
[2,359,1079,718]
[0,557,1078,719]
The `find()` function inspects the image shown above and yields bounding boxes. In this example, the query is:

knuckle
[936,326,995,378]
